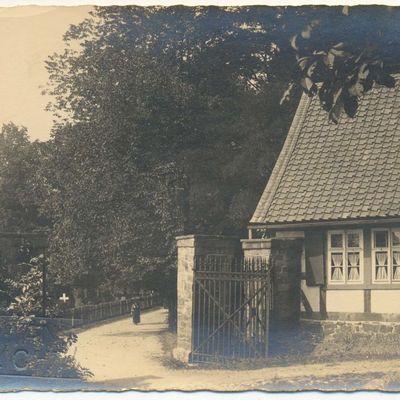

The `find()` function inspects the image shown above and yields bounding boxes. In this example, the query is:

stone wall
[269,318,400,359]
[320,319,400,336]
[300,319,400,358]
[173,235,240,363]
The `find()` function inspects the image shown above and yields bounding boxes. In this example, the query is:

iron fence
[63,292,160,328]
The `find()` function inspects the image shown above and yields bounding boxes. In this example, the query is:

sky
[0,1,396,141]
[0,5,93,141]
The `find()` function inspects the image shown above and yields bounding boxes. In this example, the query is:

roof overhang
[248,216,400,231]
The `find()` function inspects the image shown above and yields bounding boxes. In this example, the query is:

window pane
[347,252,360,281]
[394,251,400,266]
[348,267,360,281]
[331,265,343,281]
[348,252,360,266]
[330,234,343,248]
[376,266,388,281]
[392,231,400,246]
[331,253,344,281]
[374,231,388,248]
[375,251,389,281]
[347,232,360,248]
[331,253,343,266]
[376,251,388,266]
[393,251,400,280]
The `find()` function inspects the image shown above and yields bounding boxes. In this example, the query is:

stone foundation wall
[321,319,400,337]
[300,319,400,358]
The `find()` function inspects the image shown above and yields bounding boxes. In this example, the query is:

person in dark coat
[131,301,141,325]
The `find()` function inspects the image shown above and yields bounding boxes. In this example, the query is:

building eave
[248,216,400,231]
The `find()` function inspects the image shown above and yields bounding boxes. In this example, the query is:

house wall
[371,290,400,314]
[280,224,400,322]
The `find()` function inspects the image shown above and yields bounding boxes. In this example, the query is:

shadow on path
[103,328,168,337]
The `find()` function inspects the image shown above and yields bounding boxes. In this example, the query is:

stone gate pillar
[173,235,239,363]
[270,238,303,330]
[241,237,303,330]
[241,238,271,259]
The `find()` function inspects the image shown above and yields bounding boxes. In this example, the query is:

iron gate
[191,255,273,363]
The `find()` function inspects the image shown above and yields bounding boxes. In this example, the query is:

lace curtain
[393,252,400,280]
[347,252,360,281]
[331,253,343,281]
[376,252,388,280]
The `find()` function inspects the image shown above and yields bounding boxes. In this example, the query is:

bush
[2,254,91,378]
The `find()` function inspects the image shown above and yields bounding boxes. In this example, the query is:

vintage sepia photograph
[1,1,400,394]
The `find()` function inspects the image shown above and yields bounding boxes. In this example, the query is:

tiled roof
[251,77,400,225]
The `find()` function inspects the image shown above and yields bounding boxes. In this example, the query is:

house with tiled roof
[248,77,400,321]
[174,78,400,364]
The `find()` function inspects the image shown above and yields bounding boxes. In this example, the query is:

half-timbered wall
[297,225,400,321]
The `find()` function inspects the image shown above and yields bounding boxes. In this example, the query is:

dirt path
[70,308,400,391]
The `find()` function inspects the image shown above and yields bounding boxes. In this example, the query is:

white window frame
[371,228,400,284]
[327,229,364,285]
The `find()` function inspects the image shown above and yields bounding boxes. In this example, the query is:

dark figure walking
[131,301,141,325]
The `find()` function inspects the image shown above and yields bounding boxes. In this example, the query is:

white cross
[59,293,69,303]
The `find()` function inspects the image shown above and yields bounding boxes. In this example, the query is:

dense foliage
[283,6,400,121]
[41,6,300,304]
[0,123,48,232]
